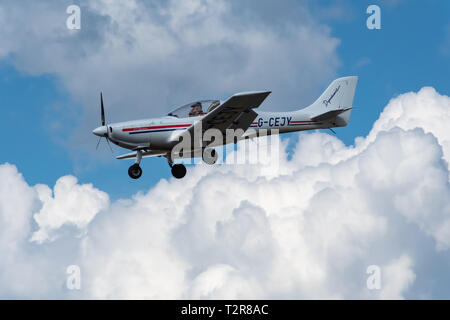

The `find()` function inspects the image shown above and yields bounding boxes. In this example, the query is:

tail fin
[301,76,358,126]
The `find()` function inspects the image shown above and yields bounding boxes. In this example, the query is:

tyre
[171,164,187,179]
[128,164,142,179]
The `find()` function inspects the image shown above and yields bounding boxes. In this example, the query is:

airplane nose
[93,126,107,137]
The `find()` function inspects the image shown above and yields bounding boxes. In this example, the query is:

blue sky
[1,0,449,201]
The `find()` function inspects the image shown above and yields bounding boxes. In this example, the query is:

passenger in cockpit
[189,102,205,117]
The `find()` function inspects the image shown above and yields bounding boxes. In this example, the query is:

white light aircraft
[93,76,358,179]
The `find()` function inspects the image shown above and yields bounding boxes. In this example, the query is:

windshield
[167,100,220,118]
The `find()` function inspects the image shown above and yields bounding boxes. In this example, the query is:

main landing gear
[171,164,187,179]
[168,157,186,179]
[127,150,187,180]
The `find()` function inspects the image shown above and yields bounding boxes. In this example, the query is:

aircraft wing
[117,92,271,161]
[190,91,271,135]
[116,150,167,160]
[117,149,213,161]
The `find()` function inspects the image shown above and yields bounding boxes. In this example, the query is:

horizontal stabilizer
[311,107,353,122]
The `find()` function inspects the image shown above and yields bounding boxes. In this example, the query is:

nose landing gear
[128,164,142,179]
[128,150,143,179]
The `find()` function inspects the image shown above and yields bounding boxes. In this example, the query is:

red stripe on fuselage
[122,124,192,132]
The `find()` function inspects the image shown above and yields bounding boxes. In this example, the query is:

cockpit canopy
[167,100,220,118]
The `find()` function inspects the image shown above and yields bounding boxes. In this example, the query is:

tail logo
[323,85,340,107]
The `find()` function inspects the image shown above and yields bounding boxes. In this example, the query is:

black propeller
[101,92,105,126]
[96,92,114,154]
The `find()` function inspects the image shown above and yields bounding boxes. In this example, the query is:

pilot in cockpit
[188,102,205,117]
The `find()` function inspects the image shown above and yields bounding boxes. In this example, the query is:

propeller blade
[101,92,105,126]
[105,137,114,154]
[96,136,102,150]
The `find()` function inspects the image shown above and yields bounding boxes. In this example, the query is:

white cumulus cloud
[31,176,109,243]
[379,255,416,300]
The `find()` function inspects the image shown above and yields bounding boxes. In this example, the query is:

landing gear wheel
[171,164,187,179]
[128,164,142,179]
[202,148,218,165]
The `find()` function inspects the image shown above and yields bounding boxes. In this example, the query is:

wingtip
[234,90,271,97]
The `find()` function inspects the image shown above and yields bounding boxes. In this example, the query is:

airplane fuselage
[102,109,343,151]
